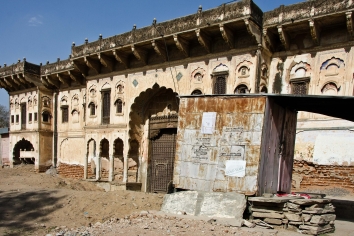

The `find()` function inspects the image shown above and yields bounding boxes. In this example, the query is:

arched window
[321,82,339,95]
[102,90,111,124]
[234,84,249,94]
[115,99,123,114]
[191,89,202,95]
[42,111,51,123]
[260,86,268,93]
[214,76,226,94]
[89,103,95,116]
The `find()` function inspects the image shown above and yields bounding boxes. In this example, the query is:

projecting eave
[69,0,263,78]
[0,60,41,92]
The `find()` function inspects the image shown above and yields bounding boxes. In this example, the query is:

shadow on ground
[0,190,64,236]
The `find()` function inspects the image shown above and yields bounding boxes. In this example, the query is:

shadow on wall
[0,190,64,235]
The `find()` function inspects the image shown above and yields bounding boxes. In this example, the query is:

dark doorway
[13,138,34,164]
[150,128,177,193]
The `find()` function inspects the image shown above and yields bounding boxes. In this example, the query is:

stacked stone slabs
[248,197,336,235]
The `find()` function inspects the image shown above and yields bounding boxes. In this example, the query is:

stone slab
[288,199,331,206]
[161,191,198,216]
[248,197,302,204]
[264,218,283,225]
[284,212,302,221]
[310,214,336,225]
[161,191,246,226]
[252,211,284,219]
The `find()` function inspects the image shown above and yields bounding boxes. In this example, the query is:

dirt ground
[1,165,353,236]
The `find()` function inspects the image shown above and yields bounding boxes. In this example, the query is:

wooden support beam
[131,45,147,65]
[46,75,60,88]
[277,25,289,50]
[112,49,129,69]
[84,57,101,74]
[57,73,71,86]
[152,40,167,61]
[309,19,320,46]
[98,53,114,72]
[220,24,234,49]
[173,34,189,57]
[346,11,354,40]
[196,29,211,53]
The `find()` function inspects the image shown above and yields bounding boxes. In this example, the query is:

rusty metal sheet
[174,96,267,195]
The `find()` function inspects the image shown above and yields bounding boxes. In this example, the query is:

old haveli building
[0,0,354,193]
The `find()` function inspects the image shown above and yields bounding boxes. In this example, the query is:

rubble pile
[248,197,336,235]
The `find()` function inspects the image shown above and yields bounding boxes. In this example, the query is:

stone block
[299,224,334,235]
[284,212,302,221]
[161,191,198,216]
[199,192,246,219]
[310,214,336,225]
[302,213,312,222]
[264,218,282,225]
[161,191,246,226]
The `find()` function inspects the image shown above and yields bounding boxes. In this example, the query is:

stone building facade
[0,0,354,193]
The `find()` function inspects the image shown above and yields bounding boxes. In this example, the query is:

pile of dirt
[0,164,164,236]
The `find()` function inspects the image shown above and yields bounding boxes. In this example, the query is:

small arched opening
[13,138,35,165]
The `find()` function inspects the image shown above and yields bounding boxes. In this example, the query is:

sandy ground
[0,164,353,236]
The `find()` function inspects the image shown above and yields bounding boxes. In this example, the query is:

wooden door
[150,128,177,193]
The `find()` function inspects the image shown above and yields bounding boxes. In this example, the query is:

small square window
[34,112,38,122]
[11,115,14,124]
[29,113,32,122]
[16,115,19,123]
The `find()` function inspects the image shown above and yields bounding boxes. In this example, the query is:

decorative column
[109,154,114,182]
[123,132,129,183]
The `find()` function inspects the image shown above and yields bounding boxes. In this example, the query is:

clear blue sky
[0,0,302,108]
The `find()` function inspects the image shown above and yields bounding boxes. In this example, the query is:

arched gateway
[13,138,35,164]
[129,84,179,193]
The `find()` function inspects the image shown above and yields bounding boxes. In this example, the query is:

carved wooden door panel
[150,128,177,193]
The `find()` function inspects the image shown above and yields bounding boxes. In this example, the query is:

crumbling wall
[57,162,84,179]
[292,160,354,193]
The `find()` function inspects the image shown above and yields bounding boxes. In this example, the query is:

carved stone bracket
[277,25,289,50]
[244,19,261,44]
[220,24,234,49]
[152,40,167,61]
[11,75,21,87]
[0,80,11,91]
[309,19,320,46]
[263,28,275,53]
[131,45,147,65]
[173,34,189,57]
[68,71,85,85]
[24,73,42,87]
[196,29,211,53]
[113,49,129,69]
[72,60,88,76]
[98,53,114,72]
[57,73,71,86]
[46,75,60,88]
[84,57,101,74]
[40,76,51,88]
[346,11,354,40]
[4,77,18,90]
[17,74,28,85]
